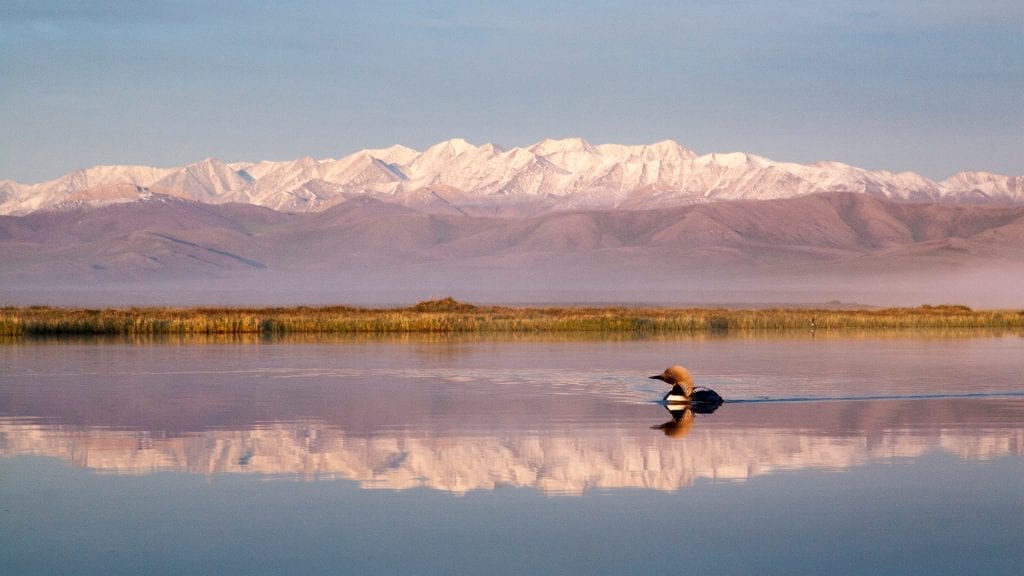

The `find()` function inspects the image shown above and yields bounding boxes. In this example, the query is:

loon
[650,365,723,407]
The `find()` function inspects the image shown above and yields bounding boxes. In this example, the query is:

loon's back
[690,387,723,405]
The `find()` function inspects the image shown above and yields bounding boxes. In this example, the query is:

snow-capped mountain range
[2,138,1022,216]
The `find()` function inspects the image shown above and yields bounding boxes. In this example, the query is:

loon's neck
[664,384,689,402]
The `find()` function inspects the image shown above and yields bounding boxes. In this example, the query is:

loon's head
[650,365,695,397]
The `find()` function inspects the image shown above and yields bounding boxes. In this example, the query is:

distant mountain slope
[3,193,1023,290]
[2,139,1022,215]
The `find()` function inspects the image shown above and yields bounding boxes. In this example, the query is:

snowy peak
[423,138,477,160]
[445,137,477,155]
[1,138,1021,216]
[360,144,420,166]
[529,137,597,155]
[527,138,602,173]
[596,140,697,163]
[79,164,175,188]
[151,157,250,202]
[940,171,1024,202]
[0,180,20,203]
[694,151,770,170]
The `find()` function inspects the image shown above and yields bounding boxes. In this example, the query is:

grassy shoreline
[2,298,1023,337]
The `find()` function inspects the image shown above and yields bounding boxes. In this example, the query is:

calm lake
[2,333,1023,575]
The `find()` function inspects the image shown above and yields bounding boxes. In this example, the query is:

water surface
[2,334,1022,574]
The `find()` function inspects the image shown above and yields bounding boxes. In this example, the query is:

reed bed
[1,299,1022,338]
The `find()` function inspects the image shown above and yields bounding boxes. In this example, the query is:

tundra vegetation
[2,298,1022,338]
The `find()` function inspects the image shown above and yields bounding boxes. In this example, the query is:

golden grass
[1,299,1022,337]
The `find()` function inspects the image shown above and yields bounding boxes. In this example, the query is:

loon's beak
[649,374,667,382]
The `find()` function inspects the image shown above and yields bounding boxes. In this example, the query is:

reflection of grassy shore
[2,298,1023,337]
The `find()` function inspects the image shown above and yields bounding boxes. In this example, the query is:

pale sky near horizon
[2,0,1021,183]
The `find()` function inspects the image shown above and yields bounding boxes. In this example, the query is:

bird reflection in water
[649,365,723,438]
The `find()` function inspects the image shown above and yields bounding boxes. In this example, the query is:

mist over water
[5,262,1024,308]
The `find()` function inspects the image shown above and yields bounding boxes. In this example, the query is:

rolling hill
[3,192,1024,307]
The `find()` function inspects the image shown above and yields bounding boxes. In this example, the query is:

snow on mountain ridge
[149,157,250,204]
[1,139,1021,215]
[939,171,1024,202]
[359,144,420,166]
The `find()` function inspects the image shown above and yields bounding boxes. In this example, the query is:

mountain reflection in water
[2,337,1023,495]
[3,398,1022,494]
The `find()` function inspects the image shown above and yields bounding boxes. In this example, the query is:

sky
[1,0,1021,184]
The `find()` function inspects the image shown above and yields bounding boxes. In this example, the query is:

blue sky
[2,0,1021,183]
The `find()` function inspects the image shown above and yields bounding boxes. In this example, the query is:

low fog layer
[5,262,1024,309]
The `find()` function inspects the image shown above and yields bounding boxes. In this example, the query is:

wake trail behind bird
[724,391,1024,404]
